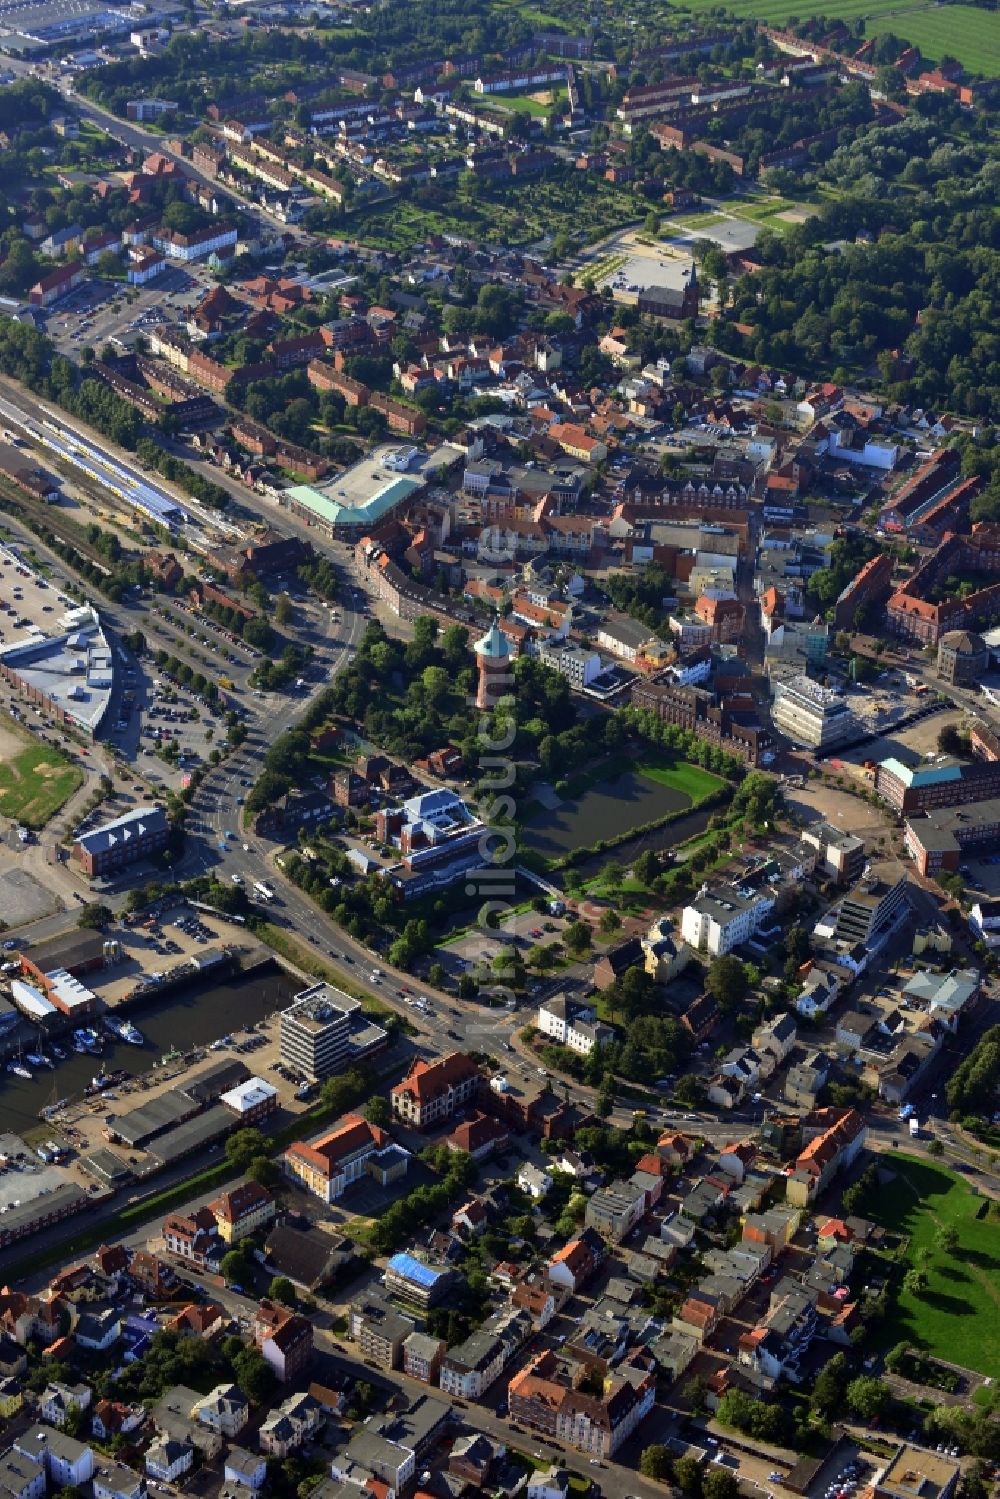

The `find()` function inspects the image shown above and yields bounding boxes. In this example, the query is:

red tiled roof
[285,1114,386,1179]
[391,1052,479,1106]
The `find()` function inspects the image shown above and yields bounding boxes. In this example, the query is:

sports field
[868,1155,1000,1379]
[679,0,1000,73]
[0,734,84,828]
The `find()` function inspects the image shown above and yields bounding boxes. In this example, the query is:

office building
[772,675,855,751]
[279,983,360,1082]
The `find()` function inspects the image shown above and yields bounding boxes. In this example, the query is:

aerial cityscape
[0,1,996,1498]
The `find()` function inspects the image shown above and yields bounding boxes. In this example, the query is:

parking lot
[47,264,210,359]
[106,667,228,794]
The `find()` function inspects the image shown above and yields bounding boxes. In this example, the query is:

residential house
[439,1309,531,1400]
[584,1180,646,1242]
[252,1302,314,1383]
[640,918,692,984]
[546,1229,606,1294]
[39,1381,92,1427]
[91,1401,144,1442]
[752,1013,797,1072]
[162,1207,219,1267]
[144,1439,193,1484]
[348,1292,414,1371]
[784,1051,830,1108]
[0,1378,23,1418]
[192,1384,248,1438]
[258,1392,321,1457]
[786,1109,866,1207]
[402,1331,446,1385]
[517,1164,552,1200]
[223,1447,268,1490]
[536,995,614,1055]
[15,1428,94,1489]
[92,1464,147,1499]
[210,1182,276,1243]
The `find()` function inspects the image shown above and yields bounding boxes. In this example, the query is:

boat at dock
[104,1015,144,1046]
[84,1067,128,1097]
[7,1060,31,1079]
[50,1045,66,1060]
[74,1028,102,1055]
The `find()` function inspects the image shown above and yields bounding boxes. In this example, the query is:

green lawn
[639,755,725,801]
[0,736,84,828]
[867,1155,1000,1378]
[670,210,728,230]
[677,0,1000,72]
[491,86,567,117]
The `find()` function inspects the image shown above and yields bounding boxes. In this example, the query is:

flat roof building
[772,675,855,752]
[0,599,114,739]
[279,983,360,1082]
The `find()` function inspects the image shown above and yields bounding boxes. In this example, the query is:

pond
[521,769,693,862]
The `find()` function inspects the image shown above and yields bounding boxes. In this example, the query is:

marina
[0,962,298,1137]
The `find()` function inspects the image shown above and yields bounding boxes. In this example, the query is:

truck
[253,882,274,903]
[909,1117,920,1138]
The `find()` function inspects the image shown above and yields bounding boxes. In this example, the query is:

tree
[231,1346,276,1403]
[811,1352,849,1415]
[935,1225,959,1255]
[78,902,113,929]
[938,723,964,756]
[226,1128,268,1171]
[274,593,293,626]
[640,1445,673,1482]
[674,1456,704,1496]
[903,1267,929,1297]
[221,1249,251,1287]
[846,1376,891,1420]
[564,919,592,956]
[365,1096,391,1128]
[247,1155,278,1188]
[706,954,748,1011]
[268,1276,296,1306]
[704,1471,739,1499]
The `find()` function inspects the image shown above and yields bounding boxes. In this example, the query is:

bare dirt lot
[784,779,893,843]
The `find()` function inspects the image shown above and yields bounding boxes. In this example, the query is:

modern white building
[772,675,856,751]
[681,883,776,956]
[279,983,361,1082]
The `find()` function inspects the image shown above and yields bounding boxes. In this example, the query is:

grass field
[640,756,725,800]
[677,0,1000,73]
[867,1155,1000,1378]
[670,210,729,230]
[0,736,84,828]
[491,86,567,117]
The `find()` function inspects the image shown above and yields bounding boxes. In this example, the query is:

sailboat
[7,1045,31,1079]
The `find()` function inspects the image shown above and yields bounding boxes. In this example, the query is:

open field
[677,0,1000,72]
[0,731,84,828]
[491,86,567,116]
[867,1155,1000,1378]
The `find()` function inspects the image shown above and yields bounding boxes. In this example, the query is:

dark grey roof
[75,805,168,858]
[179,1058,251,1106]
[25,927,106,974]
[145,1105,232,1164]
